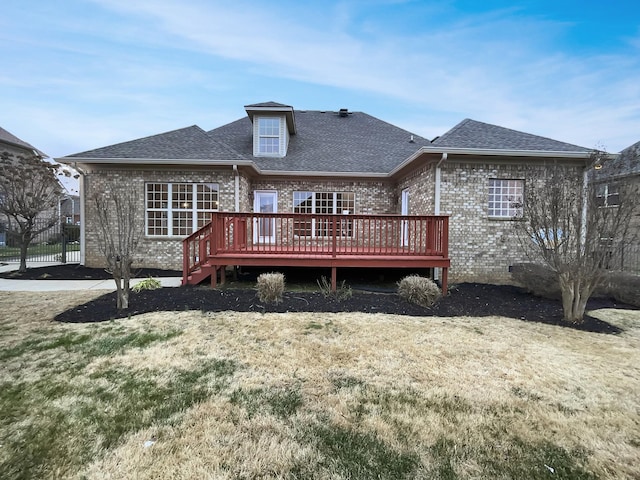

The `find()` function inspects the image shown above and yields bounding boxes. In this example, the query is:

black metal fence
[0,219,80,263]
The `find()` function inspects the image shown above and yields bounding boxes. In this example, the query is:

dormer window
[258,117,281,155]
[245,102,296,158]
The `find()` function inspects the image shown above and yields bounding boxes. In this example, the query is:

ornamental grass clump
[256,272,285,304]
[397,275,441,307]
[132,277,162,293]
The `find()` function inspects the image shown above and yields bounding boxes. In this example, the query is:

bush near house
[256,272,285,304]
[512,263,640,307]
[397,275,441,307]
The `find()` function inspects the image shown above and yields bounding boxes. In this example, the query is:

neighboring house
[591,140,640,271]
[0,126,51,248]
[59,195,81,224]
[58,102,595,285]
[0,126,47,158]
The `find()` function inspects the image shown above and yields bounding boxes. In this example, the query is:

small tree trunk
[19,241,29,273]
[558,273,597,323]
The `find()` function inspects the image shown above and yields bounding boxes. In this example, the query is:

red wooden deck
[182,212,450,291]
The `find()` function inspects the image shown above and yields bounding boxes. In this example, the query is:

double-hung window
[258,117,281,155]
[595,183,620,207]
[488,179,523,218]
[146,183,218,236]
[293,191,355,237]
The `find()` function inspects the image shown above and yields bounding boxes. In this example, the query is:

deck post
[210,266,217,288]
[331,267,337,291]
[220,266,226,286]
[441,267,448,295]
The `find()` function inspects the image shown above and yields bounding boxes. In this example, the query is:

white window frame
[145,182,219,237]
[488,179,523,218]
[257,117,281,156]
[293,191,355,237]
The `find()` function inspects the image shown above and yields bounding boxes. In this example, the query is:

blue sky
[2,0,639,159]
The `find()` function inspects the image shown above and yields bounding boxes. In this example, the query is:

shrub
[317,276,353,301]
[256,272,285,304]
[602,271,640,307]
[511,263,561,299]
[397,275,441,307]
[132,277,162,292]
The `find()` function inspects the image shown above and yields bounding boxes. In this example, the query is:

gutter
[56,157,389,179]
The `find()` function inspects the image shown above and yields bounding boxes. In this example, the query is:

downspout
[233,165,240,212]
[433,152,447,282]
[73,163,86,265]
[434,153,447,215]
[580,167,590,251]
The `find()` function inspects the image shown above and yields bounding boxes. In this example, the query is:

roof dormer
[245,102,296,158]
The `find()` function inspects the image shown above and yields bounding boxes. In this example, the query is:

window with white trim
[488,179,523,218]
[595,183,620,207]
[258,117,281,155]
[146,183,218,236]
[293,191,355,237]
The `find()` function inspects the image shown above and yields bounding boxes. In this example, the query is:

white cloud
[4,0,638,155]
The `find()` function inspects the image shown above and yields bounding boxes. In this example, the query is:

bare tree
[92,182,143,309]
[513,150,639,323]
[0,151,63,272]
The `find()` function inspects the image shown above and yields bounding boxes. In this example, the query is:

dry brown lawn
[1,290,639,479]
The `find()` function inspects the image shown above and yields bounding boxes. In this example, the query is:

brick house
[591,140,640,272]
[59,102,594,285]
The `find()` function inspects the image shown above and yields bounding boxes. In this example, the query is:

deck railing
[183,212,449,278]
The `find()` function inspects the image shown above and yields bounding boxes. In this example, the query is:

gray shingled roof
[593,140,640,180]
[0,126,47,157]
[245,101,293,109]
[432,118,590,152]
[66,125,245,161]
[208,110,430,173]
[60,108,592,174]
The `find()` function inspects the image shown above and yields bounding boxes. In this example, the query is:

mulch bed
[2,264,630,334]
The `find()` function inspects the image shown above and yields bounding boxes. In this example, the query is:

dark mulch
[0,264,181,280]
[4,264,630,334]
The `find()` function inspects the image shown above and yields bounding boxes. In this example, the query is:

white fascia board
[419,146,593,158]
[245,106,296,134]
[389,146,594,177]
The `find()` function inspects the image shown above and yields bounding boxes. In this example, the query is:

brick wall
[397,164,436,214]
[83,166,237,270]
[250,178,396,214]
[439,161,583,284]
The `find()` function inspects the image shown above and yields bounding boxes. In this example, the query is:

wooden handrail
[183,212,450,284]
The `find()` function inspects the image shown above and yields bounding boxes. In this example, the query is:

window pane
[147,211,168,236]
[172,211,192,236]
[488,179,523,217]
[293,191,313,236]
[197,183,218,210]
[258,117,280,136]
[337,192,354,214]
[146,183,168,209]
[259,137,279,153]
[172,183,192,209]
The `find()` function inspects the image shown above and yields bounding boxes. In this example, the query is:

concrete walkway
[0,262,182,291]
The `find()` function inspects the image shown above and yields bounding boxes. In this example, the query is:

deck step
[184,265,216,286]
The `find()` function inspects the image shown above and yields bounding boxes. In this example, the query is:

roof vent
[339,108,349,117]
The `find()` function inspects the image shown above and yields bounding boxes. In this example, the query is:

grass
[0,291,639,478]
